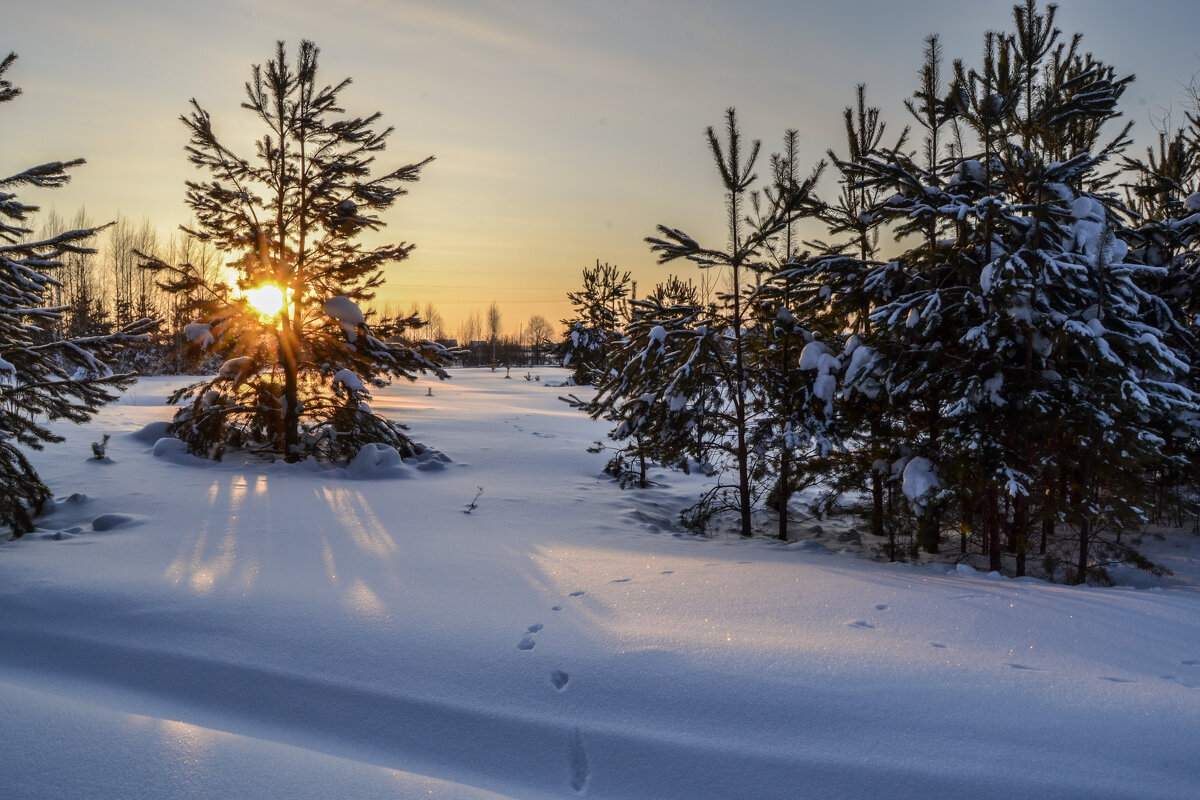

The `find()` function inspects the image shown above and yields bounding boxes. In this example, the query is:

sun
[243,285,286,320]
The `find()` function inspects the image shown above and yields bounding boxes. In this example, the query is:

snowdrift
[2,369,1199,799]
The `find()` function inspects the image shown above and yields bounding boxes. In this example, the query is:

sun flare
[243,285,286,319]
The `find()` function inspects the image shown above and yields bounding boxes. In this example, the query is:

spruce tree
[0,53,155,535]
[140,40,447,463]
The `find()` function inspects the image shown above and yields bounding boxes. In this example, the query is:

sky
[6,0,1200,337]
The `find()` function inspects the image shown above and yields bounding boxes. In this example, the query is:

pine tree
[557,260,630,385]
[807,84,908,549]
[140,40,447,463]
[575,275,717,492]
[743,131,827,540]
[647,109,818,537]
[840,1,1197,579]
[0,53,156,536]
[1120,102,1200,525]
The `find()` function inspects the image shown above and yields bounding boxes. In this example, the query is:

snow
[984,373,1005,406]
[3,368,1200,799]
[961,159,985,183]
[182,322,214,349]
[901,455,940,507]
[797,340,832,371]
[324,295,365,325]
[333,368,366,395]
[217,356,255,388]
[324,296,365,341]
[980,261,996,294]
[337,442,414,480]
[798,341,841,414]
[1071,196,1108,258]
[842,342,878,398]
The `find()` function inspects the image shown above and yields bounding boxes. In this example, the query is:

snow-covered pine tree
[804,84,909,548]
[747,259,842,542]
[1120,105,1200,524]
[557,260,631,386]
[647,109,819,537]
[0,53,156,536]
[743,130,828,540]
[1123,123,1200,325]
[574,275,717,492]
[140,40,448,463]
[844,1,1197,580]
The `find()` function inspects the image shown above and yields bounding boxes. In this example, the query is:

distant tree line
[30,209,567,372]
[564,0,1200,584]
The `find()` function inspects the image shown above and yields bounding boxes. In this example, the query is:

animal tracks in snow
[567,727,590,793]
[516,624,544,651]
[509,596,582,793]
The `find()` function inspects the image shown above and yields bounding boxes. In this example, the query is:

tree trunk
[280,321,301,461]
[777,451,790,541]
[961,500,974,555]
[1074,517,1091,586]
[918,504,939,555]
[871,470,885,539]
[735,413,753,537]
[1012,494,1028,577]
[988,490,1002,573]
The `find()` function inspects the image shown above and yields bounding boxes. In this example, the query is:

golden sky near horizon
[7,0,1200,337]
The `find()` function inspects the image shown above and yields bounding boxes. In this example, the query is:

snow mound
[91,513,137,532]
[337,443,415,480]
[130,421,173,444]
[151,437,212,467]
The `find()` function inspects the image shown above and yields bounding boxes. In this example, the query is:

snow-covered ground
[2,368,1199,799]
